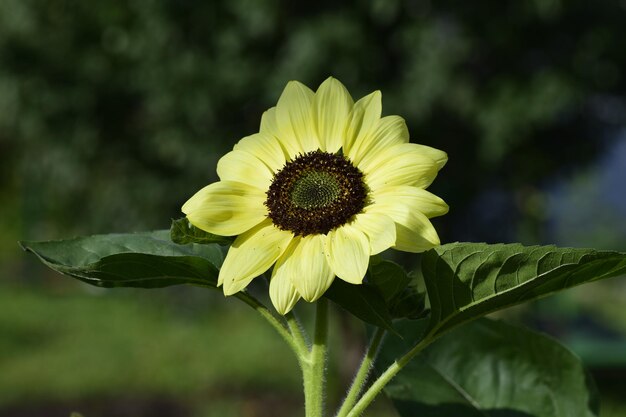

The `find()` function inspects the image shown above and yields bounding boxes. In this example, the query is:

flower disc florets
[265,150,368,236]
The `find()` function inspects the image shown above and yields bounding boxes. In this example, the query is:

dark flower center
[265,150,368,236]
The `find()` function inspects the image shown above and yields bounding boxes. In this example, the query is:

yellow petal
[326,224,370,284]
[352,210,396,255]
[411,144,448,170]
[182,181,267,236]
[284,235,335,302]
[260,107,280,137]
[276,81,319,154]
[349,115,409,167]
[220,219,293,294]
[365,188,443,252]
[362,143,439,192]
[269,243,302,315]
[216,149,273,191]
[344,90,382,156]
[261,107,300,158]
[371,186,449,219]
[313,77,354,153]
[393,211,441,253]
[233,132,287,174]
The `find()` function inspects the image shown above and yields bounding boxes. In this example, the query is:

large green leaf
[368,259,410,303]
[20,230,224,288]
[422,242,626,337]
[325,259,428,330]
[380,318,599,417]
[368,260,426,319]
[324,278,396,333]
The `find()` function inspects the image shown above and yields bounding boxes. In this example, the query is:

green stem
[286,312,311,355]
[335,327,386,417]
[303,298,329,417]
[235,291,306,359]
[345,333,435,417]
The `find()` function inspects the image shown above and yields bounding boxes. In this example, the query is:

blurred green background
[1,0,626,416]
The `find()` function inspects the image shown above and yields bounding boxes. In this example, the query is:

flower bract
[182,77,448,314]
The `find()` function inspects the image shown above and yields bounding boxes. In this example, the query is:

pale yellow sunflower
[182,77,448,314]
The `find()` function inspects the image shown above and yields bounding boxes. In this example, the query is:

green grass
[0,282,304,415]
[0,280,398,417]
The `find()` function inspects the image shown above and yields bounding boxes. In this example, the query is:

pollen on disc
[265,150,368,236]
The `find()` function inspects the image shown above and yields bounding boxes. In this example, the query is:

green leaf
[170,217,235,245]
[380,318,599,417]
[20,230,225,289]
[325,260,427,329]
[423,242,626,337]
[369,260,427,319]
[368,260,410,302]
[324,279,396,333]
[388,285,427,319]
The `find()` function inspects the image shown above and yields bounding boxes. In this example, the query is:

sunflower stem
[286,312,311,354]
[344,333,436,417]
[234,291,306,359]
[335,327,386,417]
[303,298,329,417]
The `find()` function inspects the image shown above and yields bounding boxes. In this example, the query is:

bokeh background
[1,0,626,416]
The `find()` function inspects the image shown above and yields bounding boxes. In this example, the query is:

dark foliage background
[1,0,625,416]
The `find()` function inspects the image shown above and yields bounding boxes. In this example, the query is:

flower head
[183,77,448,314]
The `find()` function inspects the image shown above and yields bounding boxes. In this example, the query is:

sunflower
[182,77,448,314]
